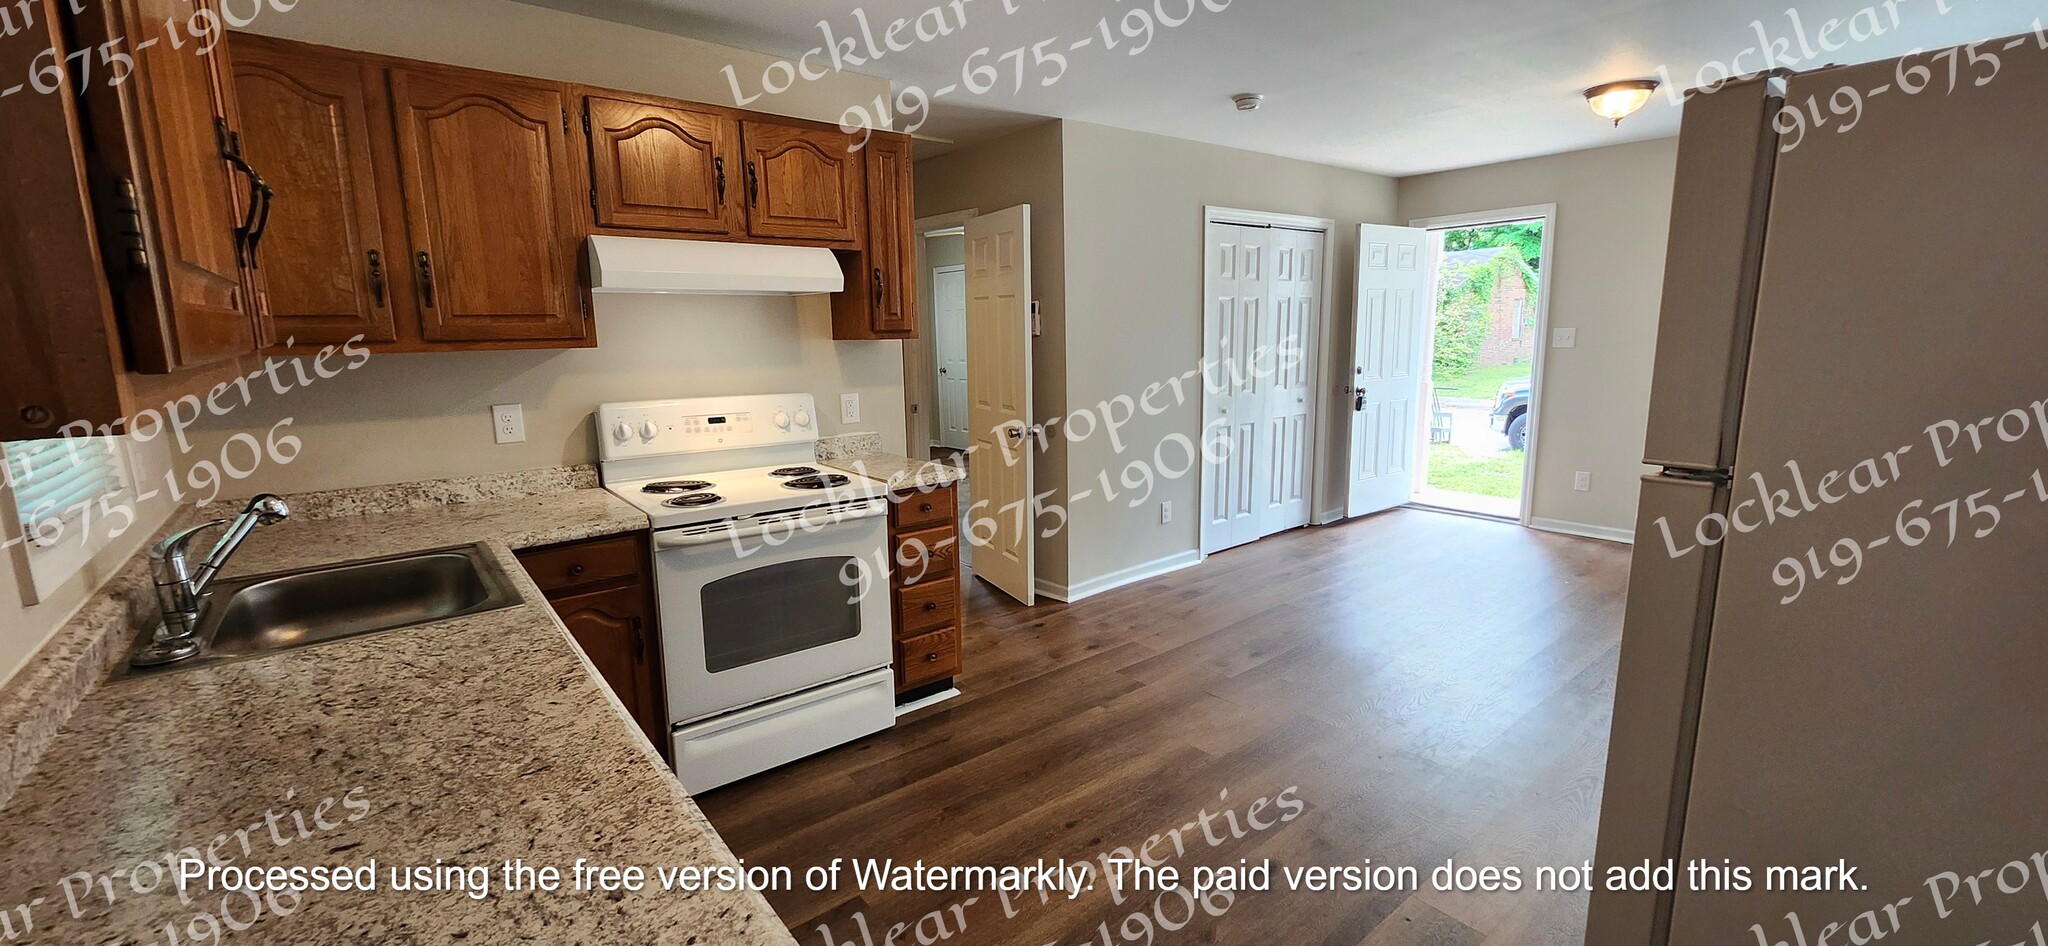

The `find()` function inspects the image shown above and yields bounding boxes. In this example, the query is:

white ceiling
[515,0,2044,176]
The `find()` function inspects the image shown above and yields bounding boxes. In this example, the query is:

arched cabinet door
[586,95,742,236]
[739,121,865,245]
[389,67,586,342]
[549,584,665,749]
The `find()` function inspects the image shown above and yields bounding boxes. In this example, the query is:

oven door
[653,501,893,725]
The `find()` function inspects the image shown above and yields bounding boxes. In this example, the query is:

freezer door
[1640,75,1782,471]
[1668,42,2048,946]
[1586,475,1724,946]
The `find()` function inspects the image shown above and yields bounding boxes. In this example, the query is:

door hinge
[589,187,598,212]
[102,177,149,274]
[581,105,591,134]
[562,109,570,133]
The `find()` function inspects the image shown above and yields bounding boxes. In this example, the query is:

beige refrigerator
[1588,35,2048,946]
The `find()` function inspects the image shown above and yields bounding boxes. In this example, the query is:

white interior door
[964,205,1035,605]
[933,265,970,450]
[1346,224,1431,518]
[1202,223,1268,554]
[1261,228,1322,535]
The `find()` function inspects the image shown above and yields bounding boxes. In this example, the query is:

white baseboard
[1529,517,1635,544]
[1033,577,1071,603]
[1056,549,1204,603]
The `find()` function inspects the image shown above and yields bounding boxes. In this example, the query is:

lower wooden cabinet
[516,533,667,755]
[889,483,964,697]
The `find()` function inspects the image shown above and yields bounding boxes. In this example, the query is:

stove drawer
[894,525,959,587]
[896,627,961,690]
[897,579,958,638]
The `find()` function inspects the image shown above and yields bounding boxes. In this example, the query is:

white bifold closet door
[1202,222,1324,555]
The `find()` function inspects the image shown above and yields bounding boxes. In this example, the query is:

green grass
[1432,362,1531,401]
[1426,442,1525,500]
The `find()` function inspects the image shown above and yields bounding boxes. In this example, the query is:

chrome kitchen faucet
[133,494,291,667]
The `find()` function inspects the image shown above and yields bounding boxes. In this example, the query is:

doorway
[1408,207,1554,522]
[931,262,968,452]
[903,212,978,462]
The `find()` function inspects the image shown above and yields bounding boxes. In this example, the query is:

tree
[1442,222,1543,288]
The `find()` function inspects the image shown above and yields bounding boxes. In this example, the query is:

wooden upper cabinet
[864,135,916,336]
[586,95,742,236]
[389,67,586,342]
[229,37,399,346]
[740,122,864,245]
[76,0,262,373]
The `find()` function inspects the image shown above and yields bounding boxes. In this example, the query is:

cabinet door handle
[714,156,727,205]
[872,267,884,306]
[746,161,759,206]
[367,250,385,306]
[630,616,645,661]
[416,251,436,308]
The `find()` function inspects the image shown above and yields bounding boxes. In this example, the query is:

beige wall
[243,0,887,125]
[184,295,907,494]
[1058,121,1399,591]
[914,122,1071,590]
[1398,137,1680,536]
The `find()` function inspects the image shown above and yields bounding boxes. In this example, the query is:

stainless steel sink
[119,544,520,677]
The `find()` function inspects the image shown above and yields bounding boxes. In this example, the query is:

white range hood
[586,235,844,296]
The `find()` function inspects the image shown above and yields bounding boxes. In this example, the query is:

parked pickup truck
[1489,378,1531,450]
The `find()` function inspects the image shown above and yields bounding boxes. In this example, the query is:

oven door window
[700,557,863,673]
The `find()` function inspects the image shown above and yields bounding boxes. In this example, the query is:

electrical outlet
[1552,327,1578,349]
[841,393,860,424]
[1574,471,1592,491]
[1159,501,1173,524]
[492,404,526,444]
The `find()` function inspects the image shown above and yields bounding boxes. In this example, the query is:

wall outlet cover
[492,404,526,445]
[1159,501,1173,524]
[1552,327,1578,349]
[840,393,861,424]
[1574,471,1592,491]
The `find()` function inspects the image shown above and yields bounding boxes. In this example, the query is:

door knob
[1354,391,1367,412]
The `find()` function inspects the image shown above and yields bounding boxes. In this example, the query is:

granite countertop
[0,489,797,945]
[821,453,968,492]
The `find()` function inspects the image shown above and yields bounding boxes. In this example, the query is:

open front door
[964,205,1035,604]
[1345,224,1431,518]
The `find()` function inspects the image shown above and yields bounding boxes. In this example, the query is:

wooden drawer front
[518,534,643,595]
[895,526,958,588]
[892,484,956,532]
[897,579,958,638]
[897,627,961,690]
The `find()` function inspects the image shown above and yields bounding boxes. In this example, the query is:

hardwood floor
[694,509,1631,946]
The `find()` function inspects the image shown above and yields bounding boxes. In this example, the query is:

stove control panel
[596,394,819,461]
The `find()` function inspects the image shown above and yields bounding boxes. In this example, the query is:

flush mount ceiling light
[1583,79,1659,126]
[1232,92,1265,111]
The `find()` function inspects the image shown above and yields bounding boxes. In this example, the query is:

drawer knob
[925,652,940,662]
[919,502,934,513]
[568,564,585,577]
[923,601,938,612]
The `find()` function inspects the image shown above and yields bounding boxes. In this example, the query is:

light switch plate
[840,393,860,425]
[1574,471,1592,492]
[1552,327,1578,349]
[492,404,526,444]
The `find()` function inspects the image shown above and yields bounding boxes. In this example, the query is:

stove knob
[773,410,792,430]
[640,421,660,442]
[793,409,812,429]
[612,421,633,444]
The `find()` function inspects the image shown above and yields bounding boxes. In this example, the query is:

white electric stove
[597,394,895,792]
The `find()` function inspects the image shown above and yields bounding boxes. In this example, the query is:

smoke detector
[1231,93,1265,112]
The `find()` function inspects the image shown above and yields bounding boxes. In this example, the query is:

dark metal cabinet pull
[416,251,436,308]
[366,250,385,305]
[923,601,938,613]
[873,268,884,306]
[746,161,759,206]
[714,156,727,205]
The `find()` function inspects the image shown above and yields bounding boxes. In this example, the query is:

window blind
[4,438,127,544]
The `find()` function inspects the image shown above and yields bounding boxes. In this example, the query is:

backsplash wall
[184,294,908,496]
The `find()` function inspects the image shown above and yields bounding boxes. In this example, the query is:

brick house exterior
[1440,247,1535,368]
